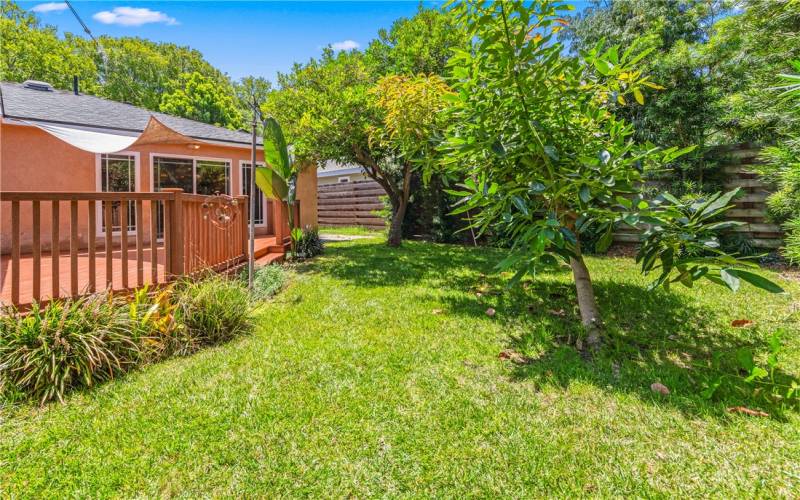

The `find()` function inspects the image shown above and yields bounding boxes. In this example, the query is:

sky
[17,1,456,82]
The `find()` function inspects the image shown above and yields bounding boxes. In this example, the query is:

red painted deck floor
[1,235,281,306]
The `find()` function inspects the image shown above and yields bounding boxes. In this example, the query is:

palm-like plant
[775,60,800,101]
[254,118,299,249]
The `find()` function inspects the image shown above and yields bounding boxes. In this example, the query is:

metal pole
[248,95,258,290]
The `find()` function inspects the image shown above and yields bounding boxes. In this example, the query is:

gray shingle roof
[0,81,259,147]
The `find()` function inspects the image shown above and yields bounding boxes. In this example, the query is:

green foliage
[442,0,673,279]
[0,1,99,94]
[0,293,138,404]
[633,190,783,293]
[782,218,800,264]
[174,275,252,347]
[701,329,799,409]
[366,6,468,76]
[249,265,288,302]
[291,226,325,260]
[159,72,243,129]
[1,1,242,125]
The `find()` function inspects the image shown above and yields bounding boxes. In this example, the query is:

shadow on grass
[306,240,799,421]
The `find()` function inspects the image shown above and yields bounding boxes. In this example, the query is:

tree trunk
[569,254,602,352]
[387,196,408,247]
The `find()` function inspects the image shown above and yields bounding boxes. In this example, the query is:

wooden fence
[614,145,782,249]
[317,180,386,229]
[1,189,248,307]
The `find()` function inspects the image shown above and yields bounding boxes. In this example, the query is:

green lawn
[2,238,799,496]
[319,224,386,236]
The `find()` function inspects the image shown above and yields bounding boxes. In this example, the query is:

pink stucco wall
[0,121,317,254]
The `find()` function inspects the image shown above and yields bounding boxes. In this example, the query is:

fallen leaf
[727,406,769,417]
[485,308,496,317]
[650,382,670,395]
[548,309,566,317]
[498,350,533,365]
[432,309,443,315]
[731,319,754,328]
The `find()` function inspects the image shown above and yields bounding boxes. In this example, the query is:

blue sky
[20,1,593,83]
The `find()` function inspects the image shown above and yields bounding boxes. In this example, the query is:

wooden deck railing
[1,190,248,307]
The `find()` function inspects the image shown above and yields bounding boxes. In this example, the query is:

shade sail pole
[248,95,258,290]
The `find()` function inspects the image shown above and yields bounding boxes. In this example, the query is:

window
[152,155,232,236]
[338,177,350,183]
[99,154,136,232]
[196,160,231,195]
[241,162,266,225]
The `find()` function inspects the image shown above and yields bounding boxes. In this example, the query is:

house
[317,160,371,185]
[0,80,317,256]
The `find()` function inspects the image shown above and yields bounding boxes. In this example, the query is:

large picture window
[152,156,231,195]
[99,153,136,232]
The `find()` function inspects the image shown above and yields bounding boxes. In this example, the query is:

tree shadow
[440,277,799,421]
[305,240,798,421]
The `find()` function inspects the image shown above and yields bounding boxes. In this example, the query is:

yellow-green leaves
[254,166,288,201]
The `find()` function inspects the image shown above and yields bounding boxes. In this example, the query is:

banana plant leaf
[262,117,292,179]
[255,166,289,201]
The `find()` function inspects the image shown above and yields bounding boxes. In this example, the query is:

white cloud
[330,40,360,51]
[31,2,68,13]
[92,7,178,27]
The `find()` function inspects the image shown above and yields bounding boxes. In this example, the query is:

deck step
[256,252,285,265]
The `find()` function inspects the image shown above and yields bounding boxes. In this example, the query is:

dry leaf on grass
[498,350,533,365]
[432,309,443,315]
[485,308,496,317]
[727,406,769,417]
[650,382,670,395]
[548,309,566,317]
[731,319,754,328]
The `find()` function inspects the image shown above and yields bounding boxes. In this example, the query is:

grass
[2,237,799,496]
[319,224,386,236]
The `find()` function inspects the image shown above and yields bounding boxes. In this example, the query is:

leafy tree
[265,49,412,244]
[366,6,468,76]
[159,72,243,130]
[0,1,98,93]
[234,76,272,129]
[704,0,800,143]
[562,0,730,189]
[442,0,780,351]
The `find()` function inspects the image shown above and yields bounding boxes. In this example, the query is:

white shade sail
[31,121,139,154]
[21,116,208,154]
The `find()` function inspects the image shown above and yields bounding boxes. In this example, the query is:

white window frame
[239,160,268,227]
[149,152,233,195]
[95,151,141,236]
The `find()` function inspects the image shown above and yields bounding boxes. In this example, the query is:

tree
[442,0,781,351]
[366,5,467,76]
[159,72,243,130]
[562,0,730,190]
[265,49,413,244]
[0,1,99,93]
[234,76,272,130]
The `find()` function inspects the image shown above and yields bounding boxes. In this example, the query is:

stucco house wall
[0,121,317,254]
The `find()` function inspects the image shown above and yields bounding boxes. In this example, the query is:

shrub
[291,226,324,259]
[126,286,185,361]
[250,264,287,302]
[0,293,139,404]
[174,275,251,348]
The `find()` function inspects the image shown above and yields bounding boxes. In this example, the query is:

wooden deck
[1,235,282,307]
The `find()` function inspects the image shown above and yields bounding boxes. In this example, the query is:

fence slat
[88,200,96,293]
[32,200,41,302]
[11,201,20,305]
[120,199,128,289]
[51,201,60,299]
[136,200,144,286]
[70,200,79,296]
[104,201,113,289]
[150,200,158,284]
